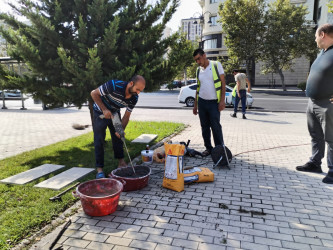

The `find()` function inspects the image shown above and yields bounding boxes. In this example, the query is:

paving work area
[2,107,333,249]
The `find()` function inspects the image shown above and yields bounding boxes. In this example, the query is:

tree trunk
[245,60,251,83]
[184,68,187,85]
[277,69,286,91]
[250,57,255,87]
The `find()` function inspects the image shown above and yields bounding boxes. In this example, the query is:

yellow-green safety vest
[232,85,237,97]
[196,61,222,103]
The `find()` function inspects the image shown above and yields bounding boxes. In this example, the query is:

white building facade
[198,0,333,86]
[181,17,202,43]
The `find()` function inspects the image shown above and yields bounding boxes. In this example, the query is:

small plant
[167,83,174,90]
[297,82,306,91]
[228,82,236,88]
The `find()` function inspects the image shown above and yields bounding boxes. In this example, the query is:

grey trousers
[307,98,333,172]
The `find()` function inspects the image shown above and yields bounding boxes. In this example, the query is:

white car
[0,90,22,99]
[178,84,254,108]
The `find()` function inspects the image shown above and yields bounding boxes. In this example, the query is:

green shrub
[167,83,174,90]
[228,82,236,88]
[297,82,306,91]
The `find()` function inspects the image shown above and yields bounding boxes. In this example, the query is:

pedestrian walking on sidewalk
[91,75,146,179]
[192,48,226,157]
[230,69,251,119]
[296,24,333,184]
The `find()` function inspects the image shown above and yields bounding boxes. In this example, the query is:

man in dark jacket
[296,24,333,184]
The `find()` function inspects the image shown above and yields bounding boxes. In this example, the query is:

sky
[0,0,202,32]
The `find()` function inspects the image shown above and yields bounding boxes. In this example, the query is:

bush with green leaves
[167,83,174,90]
[297,82,306,91]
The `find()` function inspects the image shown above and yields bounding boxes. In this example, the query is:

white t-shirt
[198,60,224,100]
[234,73,247,90]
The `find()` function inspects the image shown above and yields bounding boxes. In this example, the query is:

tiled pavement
[2,107,333,249]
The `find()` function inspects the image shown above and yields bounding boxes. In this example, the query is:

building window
[210,16,217,26]
[210,0,218,3]
[317,6,322,20]
[204,39,217,49]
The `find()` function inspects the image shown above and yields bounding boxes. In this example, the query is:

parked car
[0,90,22,99]
[172,80,182,88]
[178,84,254,108]
[187,79,197,84]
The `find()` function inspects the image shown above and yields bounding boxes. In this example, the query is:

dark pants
[307,98,333,172]
[234,89,247,114]
[93,110,124,168]
[198,97,224,151]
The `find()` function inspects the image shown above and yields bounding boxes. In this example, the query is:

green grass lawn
[0,121,185,249]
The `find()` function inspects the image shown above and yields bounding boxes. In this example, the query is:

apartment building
[181,17,202,43]
[197,0,333,86]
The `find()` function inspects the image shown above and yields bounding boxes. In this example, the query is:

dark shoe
[322,172,333,184]
[202,150,211,157]
[96,172,105,179]
[296,162,322,173]
[242,114,247,119]
[230,113,237,118]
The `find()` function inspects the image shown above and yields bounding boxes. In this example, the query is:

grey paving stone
[79,225,104,234]
[140,226,164,235]
[86,241,114,250]
[0,164,65,185]
[62,238,90,248]
[198,242,227,250]
[82,232,109,242]
[172,238,199,249]
[105,236,132,246]
[155,244,182,250]
[147,234,173,245]
[240,241,269,250]
[34,167,94,190]
[282,240,312,250]
[129,239,157,249]
[63,229,87,238]
[100,228,125,237]
[163,229,188,240]
[117,223,141,232]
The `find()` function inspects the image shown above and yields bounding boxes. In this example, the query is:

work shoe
[322,172,333,184]
[242,114,247,119]
[202,150,211,157]
[96,172,105,179]
[296,162,322,173]
[230,113,237,118]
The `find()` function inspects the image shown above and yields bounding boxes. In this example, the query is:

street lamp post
[192,11,212,49]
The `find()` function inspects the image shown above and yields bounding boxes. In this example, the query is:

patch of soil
[114,166,150,178]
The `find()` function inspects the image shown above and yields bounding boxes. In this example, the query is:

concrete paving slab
[0,164,65,185]
[34,167,94,190]
[131,134,157,143]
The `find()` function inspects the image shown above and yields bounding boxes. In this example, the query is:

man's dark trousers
[93,110,124,168]
[234,89,247,114]
[198,97,223,151]
[307,98,333,172]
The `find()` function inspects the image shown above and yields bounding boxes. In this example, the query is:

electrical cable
[233,143,311,157]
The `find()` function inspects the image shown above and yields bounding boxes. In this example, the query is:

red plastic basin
[110,165,151,192]
[74,178,124,217]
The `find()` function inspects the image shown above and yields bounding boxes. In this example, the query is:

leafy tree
[186,61,198,79]
[220,53,241,76]
[328,1,333,13]
[218,0,266,85]
[163,32,194,84]
[261,0,318,91]
[0,0,187,119]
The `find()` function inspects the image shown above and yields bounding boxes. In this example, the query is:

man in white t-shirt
[230,69,251,119]
[193,49,226,157]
